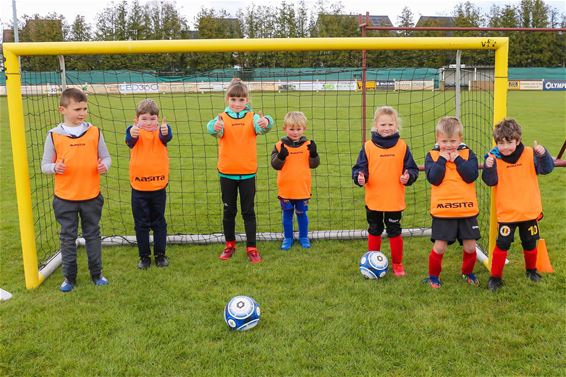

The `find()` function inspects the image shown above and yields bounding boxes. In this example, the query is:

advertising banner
[119,83,160,94]
[508,80,520,90]
[543,80,566,91]
[518,80,543,91]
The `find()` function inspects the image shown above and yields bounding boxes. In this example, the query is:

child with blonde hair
[424,116,480,288]
[207,79,274,263]
[352,106,419,276]
[271,111,320,250]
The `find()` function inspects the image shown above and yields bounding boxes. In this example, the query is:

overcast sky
[2,0,565,29]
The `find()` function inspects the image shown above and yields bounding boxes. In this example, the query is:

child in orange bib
[271,112,320,250]
[352,106,419,276]
[207,79,274,263]
[424,117,481,288]
[41,88,112,292]
[126,99,172,269]
[482,118,554,292]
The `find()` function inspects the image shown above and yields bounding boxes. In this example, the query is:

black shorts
[431,216,481,245]
[497,219,540,247]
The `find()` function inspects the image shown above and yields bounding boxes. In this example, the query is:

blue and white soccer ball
[359,251,389,279]
[224,295,261,331]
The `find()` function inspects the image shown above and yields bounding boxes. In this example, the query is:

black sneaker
[138,257,151,270]
[487,277,503,292]
[526,269,542,282]
[155,255,169,268]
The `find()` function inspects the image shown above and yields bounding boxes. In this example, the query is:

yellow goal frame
[3,37,508,288]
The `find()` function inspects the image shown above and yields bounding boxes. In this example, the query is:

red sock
[491,246,507,278]
[226,240,236,248]
[389,235,403,264]
[523,248,538,270]
[462,251,477,275]
[368,234,382,251]
[428,249,443,277]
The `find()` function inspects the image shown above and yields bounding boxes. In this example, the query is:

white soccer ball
[359,251,389,279]
[224,295,261,331]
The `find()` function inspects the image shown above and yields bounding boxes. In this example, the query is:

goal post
[4,37,508,289]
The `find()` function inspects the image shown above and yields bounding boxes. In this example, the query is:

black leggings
[220,177,256,246]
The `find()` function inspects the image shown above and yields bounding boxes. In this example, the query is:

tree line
[9,0,566,72]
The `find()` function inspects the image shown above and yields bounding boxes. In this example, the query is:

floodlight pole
[12,0,19,42]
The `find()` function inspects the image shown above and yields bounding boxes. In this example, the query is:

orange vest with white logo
[129,129,169,191]
[494,147,542,222]
[276,141,312,199]
[217,112,257,174]
[52,126,100,201]
[429,149,479,218]
[364,139,407,211]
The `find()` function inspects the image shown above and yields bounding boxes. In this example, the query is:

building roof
[366,15,394,27]
[416,16,455,27]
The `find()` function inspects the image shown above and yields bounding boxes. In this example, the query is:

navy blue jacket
[425,144,478,186]
[481,142,554,186]
[352,132,419,187]
[125,125,173,148]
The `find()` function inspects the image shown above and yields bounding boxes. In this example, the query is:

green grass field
[1,91,565,376]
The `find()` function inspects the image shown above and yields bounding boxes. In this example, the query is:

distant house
[365,15,394,27]
[3,29,14,42]
[415,16,455,27]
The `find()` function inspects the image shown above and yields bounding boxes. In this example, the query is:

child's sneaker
[219,244,236,260]
[298,237,311,249]
[246,247,263,264]
[487,277,503,292]
[392,263,406,277]
[137,257,151,270]
[93,276,109,286]
[462,273,480,286]
[59,278,75,293]
[155,255,169,268]
[281,238,294,250]
[423,275,442,289]
[526,269,542,282]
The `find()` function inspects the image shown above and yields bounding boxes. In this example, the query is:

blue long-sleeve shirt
[351,132,419,187]
[425,144,479,186]
[481,143,554,186]
[125,124,173,148]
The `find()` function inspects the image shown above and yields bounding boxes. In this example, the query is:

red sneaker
[219,241,236,260]
[392,263,406,277]
[246,247,262,264]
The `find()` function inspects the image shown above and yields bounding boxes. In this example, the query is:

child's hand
[55,159,66,174]
[160,117,169,136]
[357,172,366,186]
[400,169,409,184]
[130,124,140,138]
[485,154,495,168]
[533,140,546,157]
[214,114,224,132]
[278,143,289,160]
[257,112,269,129]
[97,158,107,174]
[439,151,451,161]
[307,140,318,157]
[449,151,459,162]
